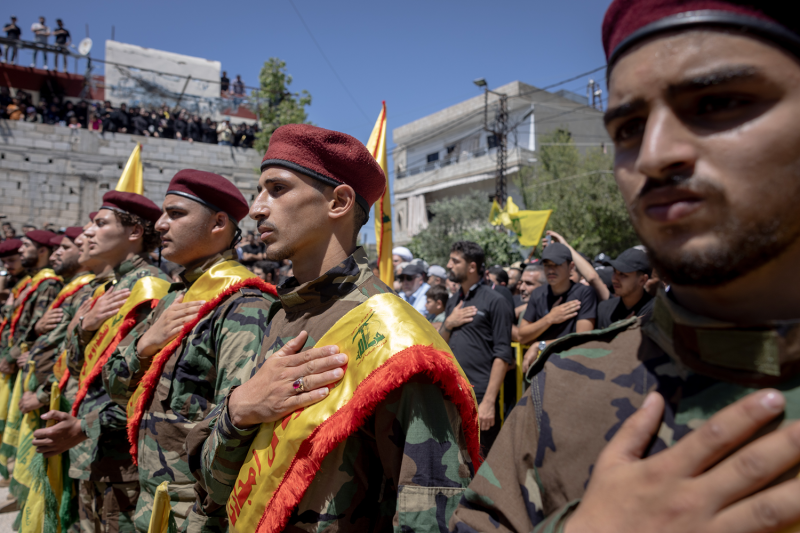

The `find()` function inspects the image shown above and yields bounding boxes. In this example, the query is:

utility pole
[587,79,604,111]
[474,78,509,207]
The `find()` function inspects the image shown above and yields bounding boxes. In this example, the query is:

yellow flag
[366,102,393,287]
[116,143,144,194]
[148,481,173,533]
[512,209,552,246]
[489,199,502,226]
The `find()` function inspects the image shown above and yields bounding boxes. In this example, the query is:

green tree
[515,129,638,258]
[408,191,520,267]
[253,58,313,154]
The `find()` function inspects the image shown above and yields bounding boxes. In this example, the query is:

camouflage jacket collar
[643,290,800,385]
[277,247,370,312]
[114,254,149,280]
[177,249,237,289]
[90,267,115,289]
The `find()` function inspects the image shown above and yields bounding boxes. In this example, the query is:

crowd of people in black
[0,88,259,147]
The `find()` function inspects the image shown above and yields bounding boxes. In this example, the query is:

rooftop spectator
[53,19,70,72]
[3,16,21,65]
[6,97,22,120]
[232,74,245,96]
[216,118,233,146]
[220,71,230,93]
[30,16,49,69]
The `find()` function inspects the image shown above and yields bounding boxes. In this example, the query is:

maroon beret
[166,169,249,223]
[26,230,57,247]
[64,226,83,241]
[100,191,162,224]
[603,0,800,68]
[261,124,385,212]
[0,238,22,258]
[89,211,98,222]
[50,235,64,247]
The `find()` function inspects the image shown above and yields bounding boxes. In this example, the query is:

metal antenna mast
[474,78,509,207]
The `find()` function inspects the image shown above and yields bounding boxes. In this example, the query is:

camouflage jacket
[28,271,96,404]
[186,247,476,533]
[67,255,169,482]
[103,251,278,533]
[0,267,62,363]
[450,290,800,533]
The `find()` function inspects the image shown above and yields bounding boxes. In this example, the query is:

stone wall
[0,119,262,232]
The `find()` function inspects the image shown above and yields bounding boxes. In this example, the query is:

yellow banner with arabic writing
[228,293,479,532]
[78,277,170,388]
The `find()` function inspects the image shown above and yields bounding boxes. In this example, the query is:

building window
[446,145,456,154]
[487,134,498,149]
[426,152,439,163]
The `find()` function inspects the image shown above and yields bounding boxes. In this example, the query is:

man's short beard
[265,244,296,264]
[21,254,38,268]
[448,270,464,283]
[55,256,80,277]
[640,207,798,287]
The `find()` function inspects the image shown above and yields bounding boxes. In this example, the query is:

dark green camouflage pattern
[104,251,278,533]
[450,291,800,533]
[187,247,476,532]
[67,255,169,483]
[78,479,140,533]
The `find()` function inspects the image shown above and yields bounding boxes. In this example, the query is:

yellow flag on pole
[490,196,552,247]
[366,102,393,288]
[116,143,144,194]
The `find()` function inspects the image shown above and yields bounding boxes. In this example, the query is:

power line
[286,0,371,123]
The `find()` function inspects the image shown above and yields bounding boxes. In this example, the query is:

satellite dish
[78,38,93,56]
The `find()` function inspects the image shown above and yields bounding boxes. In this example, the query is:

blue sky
[8,0,613,242]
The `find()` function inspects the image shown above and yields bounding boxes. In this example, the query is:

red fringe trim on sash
[8,275,59,339]
[58,368,70,391]
[71,300,156,416]
[49,280,91,311]
[127,278,277,464]
[254,344,482,533]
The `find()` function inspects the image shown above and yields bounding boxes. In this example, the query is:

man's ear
[128,223,144,241]
[210,211,230,235]
[328,185,356,221]
[639,273,650,288]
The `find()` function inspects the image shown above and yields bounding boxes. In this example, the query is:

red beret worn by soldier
[100,190,162,224]
[26,230,58,247]
[191,123,481,533]
[0,239,23,258]
[166,169,250,222]
[451,2,800,533]
[261,123,386,213]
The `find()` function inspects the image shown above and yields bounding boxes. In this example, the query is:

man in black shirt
[441,241,514,455]
[4,17,21,65]
[518,242,597,371]
[240,231,266,267]
[220,71,230,94]
[53,19,70,72]
[596,246,653,328]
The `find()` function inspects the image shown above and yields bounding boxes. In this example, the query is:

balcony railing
[396,147,492,179]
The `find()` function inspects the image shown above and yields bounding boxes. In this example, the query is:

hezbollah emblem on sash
[228,293,483,533]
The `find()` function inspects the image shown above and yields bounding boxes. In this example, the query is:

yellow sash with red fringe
[227,293,482,533]
[47,272,94,312]
[7,269,61,343]
[71,276,170,415]
[0,275,31,339]
[126,260,277,463]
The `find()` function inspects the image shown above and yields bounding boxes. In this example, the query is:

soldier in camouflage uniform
[103,170,279,532]
[0,238,25,307]
[187,124,477,532]
[19,228,95,414]
[32,192,168,533]
[0,231,62,374]
[450,2,800,532]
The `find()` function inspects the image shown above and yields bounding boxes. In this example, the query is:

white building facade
[391,81,610,244]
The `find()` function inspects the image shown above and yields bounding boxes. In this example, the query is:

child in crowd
[425,284,449,332]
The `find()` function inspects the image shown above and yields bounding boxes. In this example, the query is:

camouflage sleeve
[28,309,70,391]
[188,292,274,514]
[375,377,473,530]
[449,385,575,532]
[21,279,61,343]
[188,398,263,510]
[103,295,172,406]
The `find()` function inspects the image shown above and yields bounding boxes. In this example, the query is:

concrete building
[0,119,261,232]
[391,81,611,244]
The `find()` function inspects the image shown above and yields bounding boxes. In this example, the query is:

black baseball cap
[400,264,425,278]
[541,242,572,265]
[607,247,651,275]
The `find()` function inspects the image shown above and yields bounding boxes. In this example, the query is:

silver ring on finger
[292,376,307,394]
